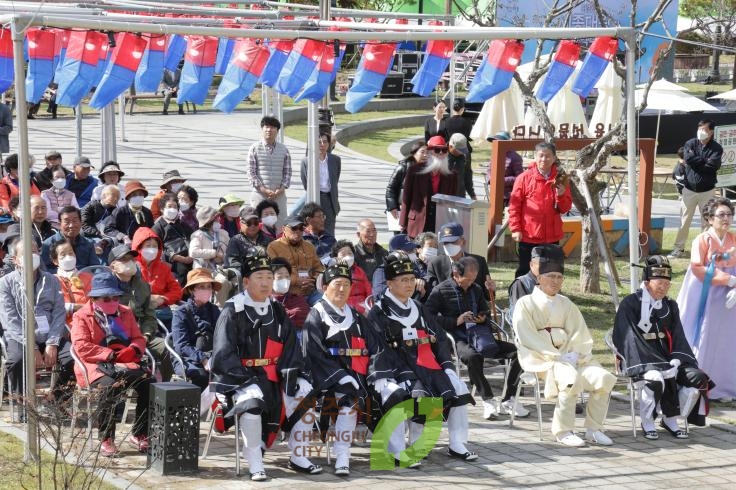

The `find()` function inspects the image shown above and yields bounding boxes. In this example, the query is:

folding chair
[0,335,8,409]
[604,329,647,439]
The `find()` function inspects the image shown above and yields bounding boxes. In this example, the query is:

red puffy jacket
[349,264,373,314]
[132,227,182,306]
[508,162,572,244]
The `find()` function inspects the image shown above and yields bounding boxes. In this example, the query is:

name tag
[298,270,309,279]
[402,327,418,341]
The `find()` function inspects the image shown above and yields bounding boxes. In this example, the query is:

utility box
[148,382,200,475]
[431,194,489,257]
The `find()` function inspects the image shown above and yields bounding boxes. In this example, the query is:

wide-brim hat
[124,180,148,199]
[99,162,125,178]
[88,270,125,298]
[218,193,245,212]
[2,222,20,250]
[182,268,222,294]
[161,170,186,189]
[196,206,219,228]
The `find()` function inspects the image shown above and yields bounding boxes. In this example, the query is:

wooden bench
[123,91,197,115]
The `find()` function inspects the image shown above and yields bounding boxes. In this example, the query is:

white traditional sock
[240,412,264,474]
[639,385,657,432]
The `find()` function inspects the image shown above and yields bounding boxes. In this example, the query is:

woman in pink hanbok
[677,197,736,401]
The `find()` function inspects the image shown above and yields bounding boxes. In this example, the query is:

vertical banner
[213,38,270,113]
[164,34,187,71]
[25,29,57,103]
[411,21,453,97]
[466,39,524,103]
[55,30,107,107]
[135,35,166,92]
[275,39,325,98]
[89,33,147,109]
[536,40,581,103]
[345,42,397,113]
[177,36,218,105]
[0,29,13,94]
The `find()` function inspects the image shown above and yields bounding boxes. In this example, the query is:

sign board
[716,124,736,187]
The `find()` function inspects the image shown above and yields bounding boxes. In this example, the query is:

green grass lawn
[0,431,117,490]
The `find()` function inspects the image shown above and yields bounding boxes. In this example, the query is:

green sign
[370,397,444,470]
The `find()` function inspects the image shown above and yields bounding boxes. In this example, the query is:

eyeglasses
[715,213,733,219]
[431,148,448,154]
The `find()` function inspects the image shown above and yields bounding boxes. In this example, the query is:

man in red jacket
[508,142,572,277]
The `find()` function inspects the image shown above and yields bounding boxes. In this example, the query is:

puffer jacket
[131,227,182,306]
[348,264,372,314]
[71,301,147,387]
[508,162,572,244]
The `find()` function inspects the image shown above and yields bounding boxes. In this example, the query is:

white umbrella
[469,78,525,143]
[709,88,736,101]
[588,63,623,138]
[635,79,720,152]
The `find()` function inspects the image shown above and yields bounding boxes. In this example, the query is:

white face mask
[119,260,137,276]
[141,247,158,262]
[178,201,190,211]
[443,243,462,257]
[224,206,240,218]
[341,254,355,268]
[262,215,278,227]
[697,129,709,142]
[32,253,41,271]
[273,278,291,294]
[52,178,66,190]
[170,183,183,193]
[422,247,438,259]
[162,207,179,221]
[211,222,221,232]
[129,195,145,208]
[59,255,76,271]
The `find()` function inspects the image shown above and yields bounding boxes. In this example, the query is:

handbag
[164,236,189,258]
[467,324,500,358]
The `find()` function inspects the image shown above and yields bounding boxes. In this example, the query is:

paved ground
[3,109,732,489]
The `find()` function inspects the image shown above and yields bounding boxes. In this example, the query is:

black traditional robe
[367,294,473,408]
[210,295,304,446]
[613,289,713,425]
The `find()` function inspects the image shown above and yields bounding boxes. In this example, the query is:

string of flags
[3,26,620,113]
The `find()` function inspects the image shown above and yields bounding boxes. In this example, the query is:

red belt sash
[350,336,369,375]
[241,338,283,382]
[415,329,441,370]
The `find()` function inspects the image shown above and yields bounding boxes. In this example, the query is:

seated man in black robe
[367,252,477,463]
[303,262,397,475]
[613,255,713,440]
[210,249,320,481]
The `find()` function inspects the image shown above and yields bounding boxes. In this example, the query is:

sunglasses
[431,148,448,154]
[246,220,259,226]
[289,225,305,231]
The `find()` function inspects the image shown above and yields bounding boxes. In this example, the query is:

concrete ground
[2,108,733,489]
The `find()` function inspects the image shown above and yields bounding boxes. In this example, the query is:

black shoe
[288,460,323,474]
[659,420,688,439]
[162,110,168,115]
[641,424,659,440]
[394,456,421,469]
[447,448,478,461]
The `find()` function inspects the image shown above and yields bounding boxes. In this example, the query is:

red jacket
[132,227,182,306]
[348,264,372,314]
[0,174,41,210]
[508,162,572,244]
[71,301,147,387]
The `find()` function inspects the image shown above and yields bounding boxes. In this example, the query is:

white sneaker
[667,249,684,259]
[585,429,614,446]
[482,399,499,420]
[499,398,530,418]
[556,431,586,447]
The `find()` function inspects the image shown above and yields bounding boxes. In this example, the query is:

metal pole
[448,16,455,109]
[100,106,107,164]
[108,104,117,161]
[625,32,639,291]
[306,102,319,204]
[11,16,38,462]
[275,93,283,144]
[118,93,127,142]
[75,104,83,157]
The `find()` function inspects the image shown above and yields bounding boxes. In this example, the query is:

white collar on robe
[382,290,420,327]
[314,299,354,338]
[638,283,662,333]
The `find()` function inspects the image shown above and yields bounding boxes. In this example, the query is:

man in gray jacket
[0,240,73,415]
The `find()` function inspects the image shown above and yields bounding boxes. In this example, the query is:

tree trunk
[579,212,602,294]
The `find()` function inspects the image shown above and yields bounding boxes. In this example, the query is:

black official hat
[242,248,272,277]
[385,252,416,280]
[324,262,352,284]
[643,255,672,280]
[532,244,565,275]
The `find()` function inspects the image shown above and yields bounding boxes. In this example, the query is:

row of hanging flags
[0,21,619,114]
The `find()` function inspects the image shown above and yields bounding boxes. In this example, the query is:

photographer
[425,256,527,421]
